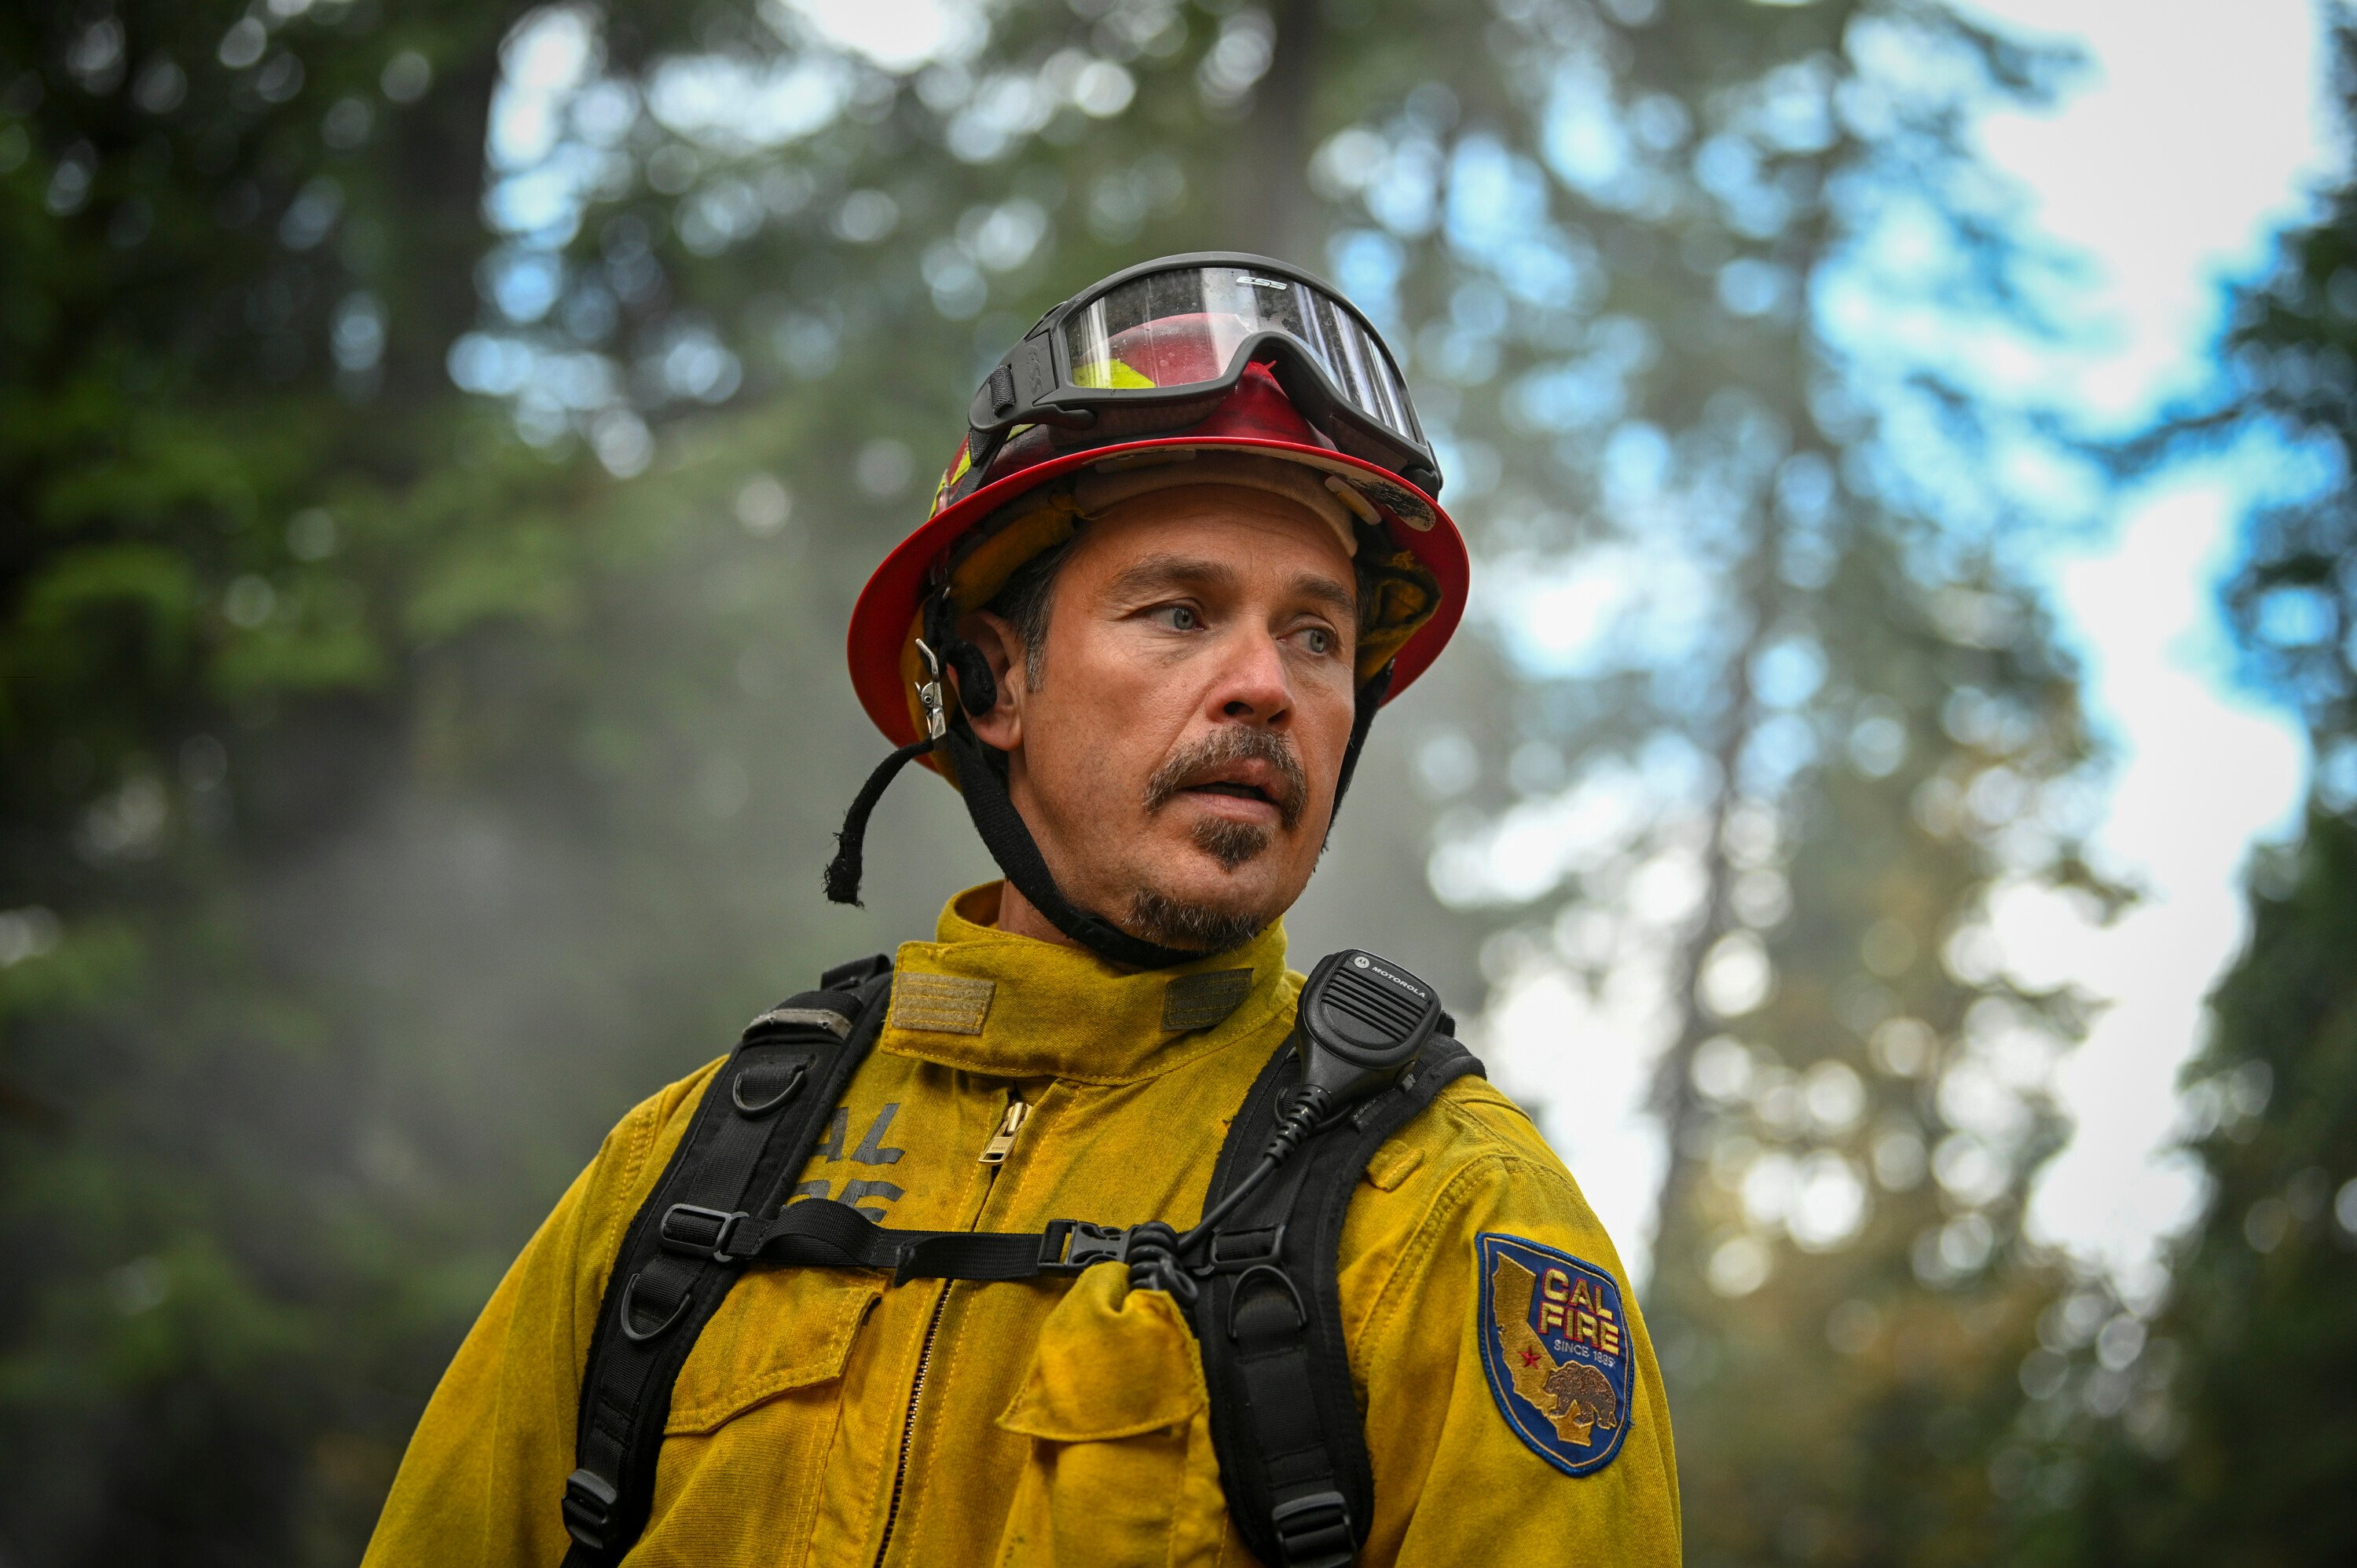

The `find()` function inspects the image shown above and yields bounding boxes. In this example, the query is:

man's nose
[1210,628,1294,726]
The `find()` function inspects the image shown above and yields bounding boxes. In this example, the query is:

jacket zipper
[977,1098,1030,1164]
[870,1094,1028,1566]
[870,1285,949,1568]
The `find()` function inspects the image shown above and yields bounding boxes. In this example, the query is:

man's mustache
[1143,727,1309,833]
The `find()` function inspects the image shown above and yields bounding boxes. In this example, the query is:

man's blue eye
[1160,606,1200,631]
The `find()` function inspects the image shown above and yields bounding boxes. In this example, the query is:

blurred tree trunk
[1648,523,1770,1241]
[1226,0,1323,264]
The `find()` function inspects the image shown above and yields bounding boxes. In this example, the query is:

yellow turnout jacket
[366,886,1681,1566]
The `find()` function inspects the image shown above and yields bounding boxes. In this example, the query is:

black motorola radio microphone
[1291,948,1447,1108]
[1128,950,1450,1304]
[1235,947,1448,1185]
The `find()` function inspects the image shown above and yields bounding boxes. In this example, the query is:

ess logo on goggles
[966,252,1443,497]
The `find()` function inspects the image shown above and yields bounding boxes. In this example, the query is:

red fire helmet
[845,360,1470,764]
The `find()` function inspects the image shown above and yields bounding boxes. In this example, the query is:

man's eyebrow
[1103,554,1356,620]
[1288,570,1358,621]
[1104,555,1243,602]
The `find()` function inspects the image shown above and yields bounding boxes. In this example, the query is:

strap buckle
[1039,1218,1130,1273]
[658,1203,749,1264]
[1270,1489,1355,1566]
[562,1467,621,1552]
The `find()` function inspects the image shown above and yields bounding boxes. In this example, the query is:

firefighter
[365,254,1680,1567]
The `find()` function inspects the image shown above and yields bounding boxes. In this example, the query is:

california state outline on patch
[1475,1232,1636,1477]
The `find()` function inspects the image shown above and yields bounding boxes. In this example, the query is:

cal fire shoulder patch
[1475,1232,1635,1477]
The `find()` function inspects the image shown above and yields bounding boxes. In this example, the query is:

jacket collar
[878,883,1294,1085]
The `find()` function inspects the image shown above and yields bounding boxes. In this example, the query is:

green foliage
[2115,810,2357,1562]
[0,0,817,1553]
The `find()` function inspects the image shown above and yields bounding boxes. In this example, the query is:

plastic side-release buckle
[562,1467,621,1552]
[1040,1219,1131,1272]
[658,1203,748,1264]
[1270,1489,1355,1567]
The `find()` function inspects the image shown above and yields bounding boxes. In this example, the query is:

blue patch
[1475,1233,1635,1477]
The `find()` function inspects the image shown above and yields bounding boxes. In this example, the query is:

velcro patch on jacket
[889,973,996,1035]
[1475,1233,1633,1477]
[1161,969,1253,1032]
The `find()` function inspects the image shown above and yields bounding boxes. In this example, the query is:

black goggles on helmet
[967,251,1443,496]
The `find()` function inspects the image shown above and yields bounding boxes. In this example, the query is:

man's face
[965,483,1360,952]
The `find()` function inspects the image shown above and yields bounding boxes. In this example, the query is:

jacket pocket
[992,1263,1226,1567]
[665,1266,878,1434]
[626,1269,878,1566]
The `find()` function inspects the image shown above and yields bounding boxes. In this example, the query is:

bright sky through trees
[1505,0,2339,1288]
[1970,0,2332,1293]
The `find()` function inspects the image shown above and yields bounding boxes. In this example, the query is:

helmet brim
[845,433,1469,758]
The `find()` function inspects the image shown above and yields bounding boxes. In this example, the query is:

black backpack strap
[1189,1034,1485,1568]
[559,957,894,1565]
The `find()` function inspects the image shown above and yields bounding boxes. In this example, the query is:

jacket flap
[999,1263,1208,1442]
[665,1269,878,1435]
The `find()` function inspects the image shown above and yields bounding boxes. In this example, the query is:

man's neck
[990,877,1077,949]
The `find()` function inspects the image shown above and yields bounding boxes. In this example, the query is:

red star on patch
[1519,1349,1543,1368]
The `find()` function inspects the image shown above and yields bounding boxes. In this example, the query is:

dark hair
[982,524,1385,693]
[984,537,1075,692]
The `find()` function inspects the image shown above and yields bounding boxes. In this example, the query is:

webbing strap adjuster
[1270,1489,1354,1566]
[562,1467,620,1552]
[1204,1222,1286,1272]
[658,1203,749,1263]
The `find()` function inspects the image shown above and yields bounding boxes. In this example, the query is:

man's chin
[1124,881,1270,954]
[1098,819,1301,953]
[1123,848,1290,953]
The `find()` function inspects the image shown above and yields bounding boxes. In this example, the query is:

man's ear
[957,609,1026,751]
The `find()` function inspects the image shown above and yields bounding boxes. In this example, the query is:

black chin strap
[937,719,1202,969]
[823,596,1394,971]
[821,736,937,907]
[1331,660,1390,819]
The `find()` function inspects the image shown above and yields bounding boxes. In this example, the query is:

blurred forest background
[2,0,2353,1561]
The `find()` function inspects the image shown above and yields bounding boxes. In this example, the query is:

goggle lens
[1059,265,1423,447]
